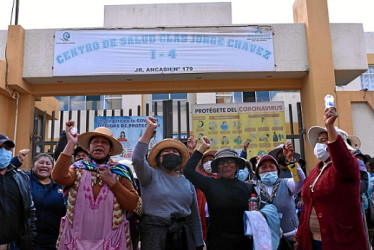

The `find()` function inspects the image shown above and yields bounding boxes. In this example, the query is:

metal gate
[31,101,305,160]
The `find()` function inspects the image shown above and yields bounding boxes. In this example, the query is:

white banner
[53,27,274,76]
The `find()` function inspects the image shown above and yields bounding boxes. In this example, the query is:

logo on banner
[61,32,71,42]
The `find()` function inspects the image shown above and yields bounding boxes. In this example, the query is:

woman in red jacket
[295,107,368,250]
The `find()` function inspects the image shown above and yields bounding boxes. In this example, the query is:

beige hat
[307,126,355,151]
[347,135,361,150]
[78,127,123,156]
[148,139,189,169]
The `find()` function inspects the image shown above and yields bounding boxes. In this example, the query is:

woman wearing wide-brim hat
[52,121,139,250]
[183,136,259,250]
[295,107,368,250]
[132,117,204,250]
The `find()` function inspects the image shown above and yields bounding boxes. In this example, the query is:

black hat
[73,146,88,157]
[0,134,15,148]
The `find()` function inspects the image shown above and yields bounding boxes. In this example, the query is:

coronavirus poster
[192,102,286,158]
[94,116,163,161]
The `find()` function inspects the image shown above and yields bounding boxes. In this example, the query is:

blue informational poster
[94,116,163,161]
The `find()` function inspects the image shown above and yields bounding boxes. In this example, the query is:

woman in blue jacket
[29,153,66,250]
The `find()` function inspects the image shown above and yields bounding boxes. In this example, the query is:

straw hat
[148,139,189,169]
[307,126,355,151]
[78,127,123,155]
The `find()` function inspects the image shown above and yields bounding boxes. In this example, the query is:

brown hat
[255,154,280,179]
[148,139,189,169]
[78,127,123,156]
[202,150,217,163]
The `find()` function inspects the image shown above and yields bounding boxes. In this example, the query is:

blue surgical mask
[260,171,278,185]
[236,168,249,182]
[0,148,12,169]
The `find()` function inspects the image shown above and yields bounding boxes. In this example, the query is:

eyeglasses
[217,159,236,166]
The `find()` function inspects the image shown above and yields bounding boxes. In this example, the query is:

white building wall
[104,2,232,27]
[365,32,374,53]
[351,103,374,156]
[196,93,216,104]
[0,31,7,60]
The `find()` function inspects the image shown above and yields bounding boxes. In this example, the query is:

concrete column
[293,0,337,170]
[4,25,34,169]
[15,94,35,169]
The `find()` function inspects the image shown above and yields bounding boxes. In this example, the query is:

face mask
[161,153,182,171]
[203,161,212,173]
[260,171,278,185]
[0,148,12,169]
[314,143,330,162]
[236,168,249,182]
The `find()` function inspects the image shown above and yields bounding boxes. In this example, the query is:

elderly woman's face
[217,157,237,179]
[88,136,112,159]
[33,156,53,180]
[258,160,277,175]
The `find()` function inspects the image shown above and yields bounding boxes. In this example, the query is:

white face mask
[314,143,330,162]
[203,160,212,173]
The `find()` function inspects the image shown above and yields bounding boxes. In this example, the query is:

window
[55,96,102,111]
[102,95,122,110]
[255,91,270,102]
[243,92,256,102]
[216,92,242,103]
[70,96,86,110]
[86,96,101,110]
[361,65,374,90]
[55,96,86,111]
[152,93,188,112]
[242,91,270,102]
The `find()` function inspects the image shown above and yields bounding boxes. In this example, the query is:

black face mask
[277,155,287,166]
[161,153,182,171]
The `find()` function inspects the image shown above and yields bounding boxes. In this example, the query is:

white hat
[347,135,361,150]
[307,126,355,151]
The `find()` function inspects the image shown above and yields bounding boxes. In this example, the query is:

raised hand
[324,107,338,126]
[187,136,197,152]
[283,141,294,162]
[65,120,78,145]
[18,149,30,162]
[146,116,158,129]
[198,136,211,153]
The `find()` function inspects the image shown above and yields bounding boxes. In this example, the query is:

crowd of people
[0,105,373,250]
